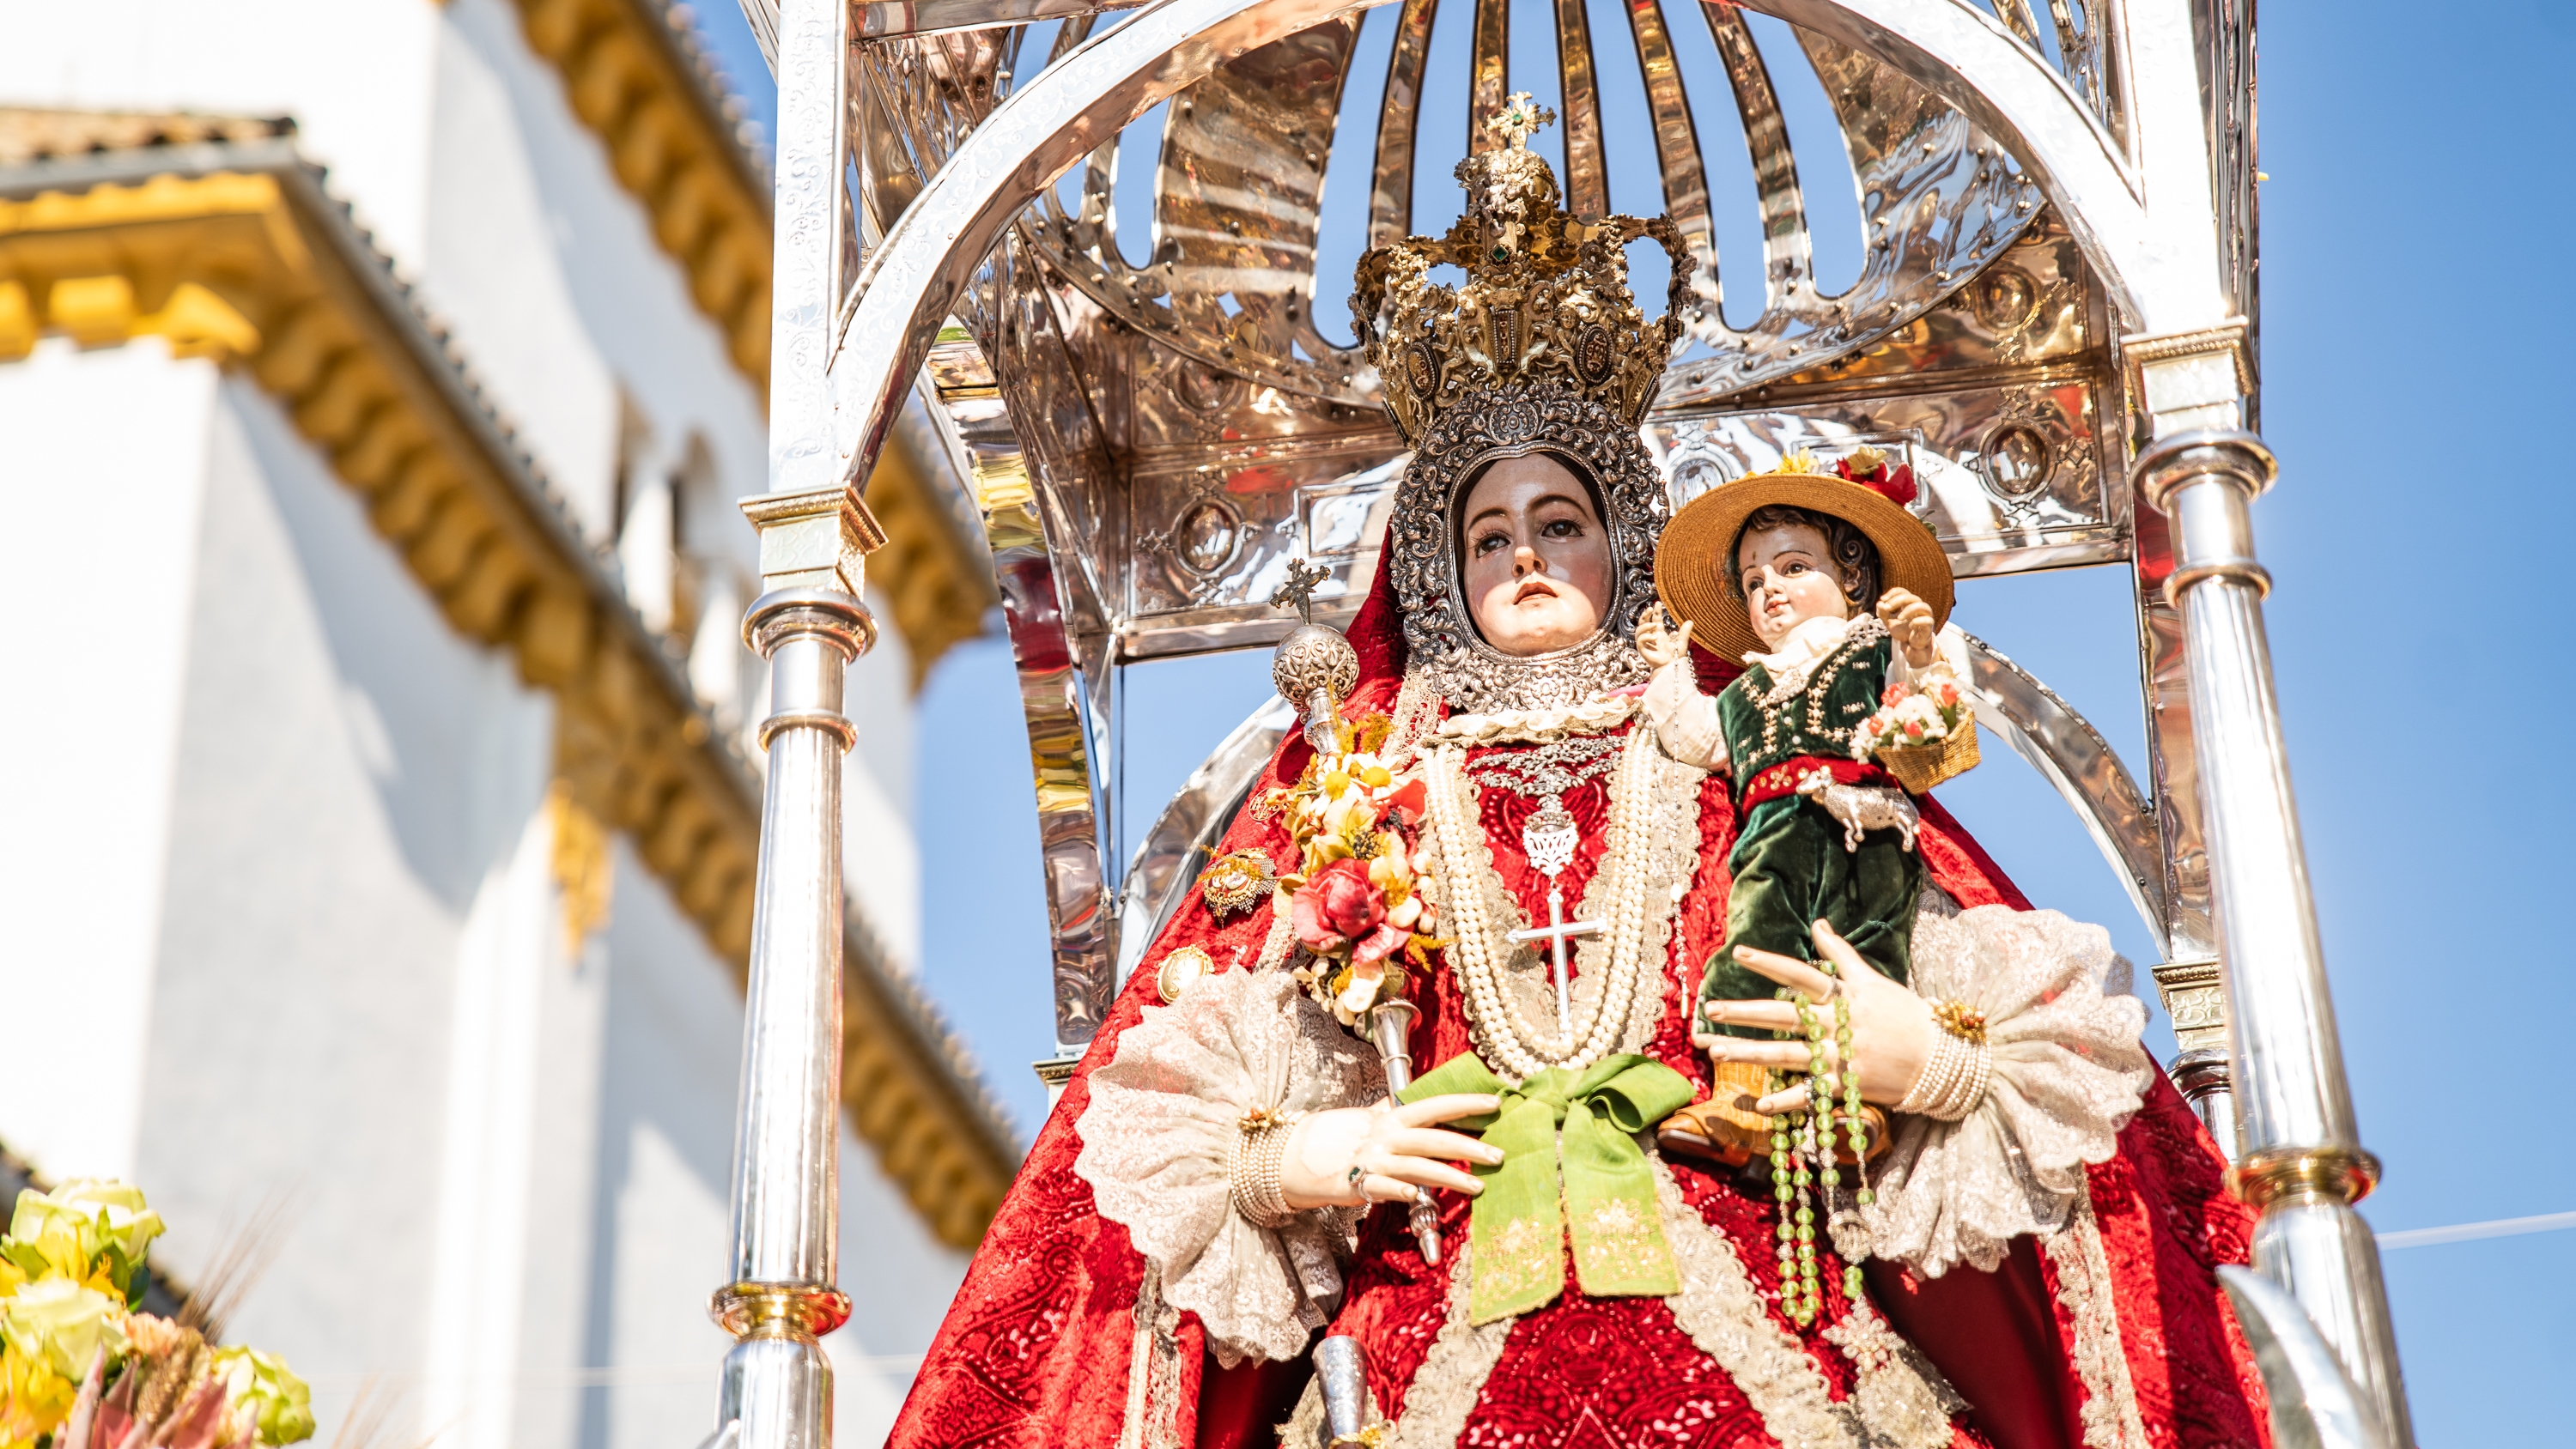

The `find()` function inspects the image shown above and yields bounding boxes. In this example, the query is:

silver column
[714,489,882,1447]
[2133,425,2412,1448]
[714,0,866,1443]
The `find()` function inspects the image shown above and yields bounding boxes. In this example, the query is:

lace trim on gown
[1865,903,2156,1276]
[1072,967,1384,1366]
[1654,1161,1960,1449]
[2041,1193,2154,1449]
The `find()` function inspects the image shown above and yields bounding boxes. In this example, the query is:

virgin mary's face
[1458,453,1614,657]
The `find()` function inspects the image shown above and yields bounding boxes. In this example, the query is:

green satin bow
[1402,1052,1696,1325]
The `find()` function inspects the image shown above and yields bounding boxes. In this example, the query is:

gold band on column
[2227,1145,2382,1214]
[711,1282,856,1340]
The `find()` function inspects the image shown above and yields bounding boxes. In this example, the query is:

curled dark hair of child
[1724,503,1881,608]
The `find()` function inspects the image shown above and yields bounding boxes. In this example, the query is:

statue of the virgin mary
[888,109,2271,1449]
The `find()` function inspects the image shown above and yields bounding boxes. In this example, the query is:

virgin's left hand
[1694,919,1937,1113]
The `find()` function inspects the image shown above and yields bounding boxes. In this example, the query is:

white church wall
[127,370,562,1442]
[2,8,966,1444]
[422,0,927,974]
[0,338,217,1185]
[581,834,969,1449]
[55,358,968,1449]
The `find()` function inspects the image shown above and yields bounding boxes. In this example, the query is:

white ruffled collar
[1431,692,1641,746]
[1741,613,1857,681]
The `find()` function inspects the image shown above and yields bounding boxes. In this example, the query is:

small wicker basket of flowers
[1855,679,1979,794]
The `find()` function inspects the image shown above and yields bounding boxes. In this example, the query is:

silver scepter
[1267,558,1441,1265]
[1314,1335,1384,1448]
[1269,556,1358,754]
[1364,998,1445,1266]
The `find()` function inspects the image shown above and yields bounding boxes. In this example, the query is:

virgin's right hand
[1280,1094,1504,1209]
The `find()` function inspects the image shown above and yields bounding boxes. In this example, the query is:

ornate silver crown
[1360,100,1681,716]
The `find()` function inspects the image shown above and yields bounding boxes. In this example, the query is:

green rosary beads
[1769,957,1874,1328]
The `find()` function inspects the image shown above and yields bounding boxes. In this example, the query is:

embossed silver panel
[1015,4,2055,411]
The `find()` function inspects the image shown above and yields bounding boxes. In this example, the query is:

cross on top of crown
[1270,555,1333,624]
[1485,92,1555,150]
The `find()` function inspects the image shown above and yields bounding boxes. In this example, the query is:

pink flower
[1351,919,1413,967]
[1881,682,1911,707]
[1292,858,1387,957]
[1903,720,1926,739]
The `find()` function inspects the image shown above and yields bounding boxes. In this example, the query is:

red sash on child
[1739,755,1899,809]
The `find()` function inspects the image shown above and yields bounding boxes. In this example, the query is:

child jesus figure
[1636,450,1973,1163]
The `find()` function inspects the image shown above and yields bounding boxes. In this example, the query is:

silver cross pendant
[1505,794,1605,1040]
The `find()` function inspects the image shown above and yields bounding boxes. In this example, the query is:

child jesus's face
[1736,521,1851,649]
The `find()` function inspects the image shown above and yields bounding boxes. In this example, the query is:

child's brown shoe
[1657,1060,1894,1167]
[1656,1061,1777,1167]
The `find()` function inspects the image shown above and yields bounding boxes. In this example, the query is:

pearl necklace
[1425,725,1659,1082]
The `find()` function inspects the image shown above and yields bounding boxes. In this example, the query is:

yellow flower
[1322,794,1370,840]
[212,1346,316,1446]
[3,1181,164,1292]
[0,1338,78,1449]
[1368,852,1412,900]
[0,1276,124,1384]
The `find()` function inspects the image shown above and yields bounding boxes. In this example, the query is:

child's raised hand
[1876,588,1936,668]
[1636,605,1693,667]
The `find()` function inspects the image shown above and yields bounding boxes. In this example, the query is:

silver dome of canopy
[1023,2,2073,410]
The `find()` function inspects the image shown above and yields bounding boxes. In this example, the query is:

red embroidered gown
[886,560,2270,1449]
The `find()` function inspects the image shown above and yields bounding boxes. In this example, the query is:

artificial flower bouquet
[0,1182,313,1449]
[1850,677,1979,794]
[1263,718,1449,1025]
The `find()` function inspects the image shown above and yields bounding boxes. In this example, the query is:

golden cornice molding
[501,0,996,684]
[0,155,1015,1247]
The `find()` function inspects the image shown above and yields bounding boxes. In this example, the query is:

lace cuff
[1862,905,2153,1277]
[1643,658,1728,771]
[1072,967,1383,1365]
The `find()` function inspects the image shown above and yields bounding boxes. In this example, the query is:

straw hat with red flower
[1655,447,1953,665]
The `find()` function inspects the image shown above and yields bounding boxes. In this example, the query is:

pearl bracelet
[1897,1031,1962,1115]
[1897,1010,1994,1122]
[1229,1112,1300,1228]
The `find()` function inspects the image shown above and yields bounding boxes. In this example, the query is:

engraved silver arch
[1019,0,2057,409]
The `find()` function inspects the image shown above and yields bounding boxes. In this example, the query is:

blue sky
[690,2,2576,1440]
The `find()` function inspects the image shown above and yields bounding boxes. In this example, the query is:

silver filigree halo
[1386,380,1665,714]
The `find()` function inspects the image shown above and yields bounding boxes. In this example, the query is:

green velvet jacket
[1702,617,1923,1027]
[1712,619,1892,793]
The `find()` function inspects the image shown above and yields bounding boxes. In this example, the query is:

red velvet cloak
[888,557,2269,1449]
